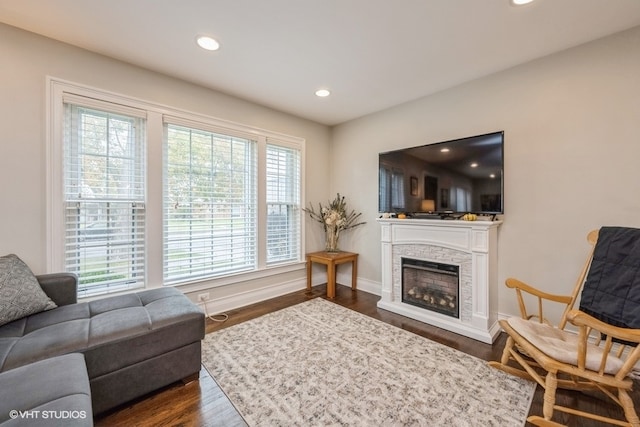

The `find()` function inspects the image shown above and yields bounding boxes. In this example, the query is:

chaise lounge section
[0,353,92,426]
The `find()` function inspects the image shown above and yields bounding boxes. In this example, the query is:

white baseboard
[342,274,381,296]
[200,274,382,317]
[199,278,306,316]
[200,274,523,320]
[200,275,608,348]
[196,275,545,331]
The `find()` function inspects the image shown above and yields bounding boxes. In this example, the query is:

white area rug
[202,298,535,426]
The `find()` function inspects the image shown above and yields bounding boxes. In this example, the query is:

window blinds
[52,81,305,297]
[63,104,146,296]
[163,123,258,284]
[265,143,301,264]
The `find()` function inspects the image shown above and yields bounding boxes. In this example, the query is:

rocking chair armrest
[505,278,573,304]
[506,277,574,323]
[567,309,640,344]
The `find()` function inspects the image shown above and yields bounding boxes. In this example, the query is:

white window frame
[47,77,305,296]
[63,102,147,297]
[265,140,302,265]
[163,121,259,284]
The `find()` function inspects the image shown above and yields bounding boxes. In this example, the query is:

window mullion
[257,136,267,269]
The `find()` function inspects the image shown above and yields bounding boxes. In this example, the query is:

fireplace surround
[377,218,502,343]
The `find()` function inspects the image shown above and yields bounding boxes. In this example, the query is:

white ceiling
[2,1,640,126]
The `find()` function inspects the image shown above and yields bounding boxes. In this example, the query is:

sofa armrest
[37,273,78,306]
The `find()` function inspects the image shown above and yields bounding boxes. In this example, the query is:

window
[164,123,258,284]
[454,187,471,212]
[266,143,301,264]
[391,170,406,210]
[63,103,146,296]
[379,165,390,212]
[378,164,405,212]
[49,79,304,296]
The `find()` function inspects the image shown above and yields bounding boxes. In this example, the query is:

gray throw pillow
[0,254,57,326]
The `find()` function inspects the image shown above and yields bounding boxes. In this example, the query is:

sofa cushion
[0,255,56,327]
[0,353,92,426]
[0,287,204,379]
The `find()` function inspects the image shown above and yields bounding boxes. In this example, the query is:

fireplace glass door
[401,257,459,318]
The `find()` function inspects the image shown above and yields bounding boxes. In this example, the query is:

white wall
[0,23,331,305]
[331,26,640,321]
[3,21,640,321]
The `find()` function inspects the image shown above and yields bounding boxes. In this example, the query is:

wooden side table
[306,251,358,299]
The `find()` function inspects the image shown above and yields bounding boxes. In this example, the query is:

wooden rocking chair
[489,227,640,427]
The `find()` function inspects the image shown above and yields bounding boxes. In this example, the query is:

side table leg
[327,262,336,299]
[306,257,312,292]
[352,256,358,291]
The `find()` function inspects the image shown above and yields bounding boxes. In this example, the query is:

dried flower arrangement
[303,193,366,252]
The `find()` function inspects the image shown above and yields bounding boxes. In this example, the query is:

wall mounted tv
[378,131,504,215]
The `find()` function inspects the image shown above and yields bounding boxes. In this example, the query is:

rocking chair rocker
[489,227,640,427]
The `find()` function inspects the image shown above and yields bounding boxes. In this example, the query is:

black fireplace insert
[401,257,459,318]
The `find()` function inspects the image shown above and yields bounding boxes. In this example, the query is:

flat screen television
[378,131,504,215]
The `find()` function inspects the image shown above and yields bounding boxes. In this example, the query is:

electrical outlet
[197,293,210,302]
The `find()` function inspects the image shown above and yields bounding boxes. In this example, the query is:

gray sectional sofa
[0,271,205,425]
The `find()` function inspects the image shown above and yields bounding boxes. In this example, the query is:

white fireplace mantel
[377,218,502,344]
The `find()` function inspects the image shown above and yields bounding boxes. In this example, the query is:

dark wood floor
[95,284,638,427]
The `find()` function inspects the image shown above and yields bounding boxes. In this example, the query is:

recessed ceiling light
[511,0,534,5]
[490,174,496,178]
[196,35,220,51]
[315,89,331,97]
[440,148,450,153]
[470,163,478,168]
